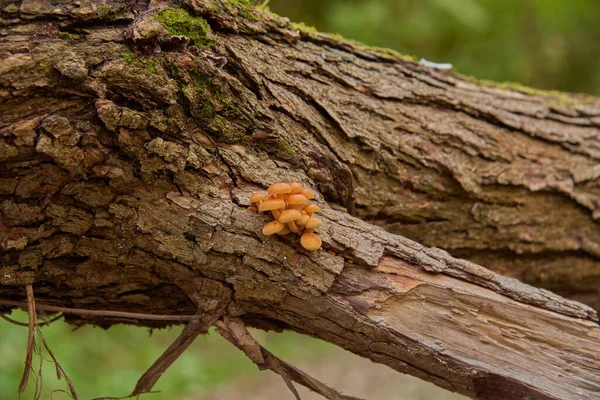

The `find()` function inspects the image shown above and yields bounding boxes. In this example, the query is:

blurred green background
[2,0,599,399]
[270,0,600,96]
[1,311,334,399]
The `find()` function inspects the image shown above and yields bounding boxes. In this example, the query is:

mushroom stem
[287,221,299,233]
[271,209,281,219]
[276,226,292,235]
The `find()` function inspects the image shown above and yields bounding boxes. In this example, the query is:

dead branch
[215,317,365,400]
[0,299,198,322]
[131,310,212,396]
[0,312,63,327]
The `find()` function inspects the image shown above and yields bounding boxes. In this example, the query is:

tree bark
[1,1,599,399]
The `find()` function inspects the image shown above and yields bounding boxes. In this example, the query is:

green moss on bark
[154,8,213,49]
[122,52,135,64]
[97,4,128,22]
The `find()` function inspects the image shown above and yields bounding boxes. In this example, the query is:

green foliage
[0,310,333,399]
[269,0,600,96]
[154,8,213,49]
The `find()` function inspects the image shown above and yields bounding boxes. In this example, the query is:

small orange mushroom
[301,188,315,200]
[296,213,310,226]
[259,198,286,219]
[279,209,302,222]
[249,193,264,212]
[263,220,284,235]
[268,182,292,199]
[304,217,322,229]
[279,209,302,233]
[303,204,320,215]
[250,182,322,250]
[250,193,264,204]
[301,232,321,250]
[287,193,308,209]
[290,182,303,194]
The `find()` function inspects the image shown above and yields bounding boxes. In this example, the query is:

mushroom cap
[268,183,292,195]
[263,220,284,235]
[279,209,302,223]
[303,204,320,214]
[301,188,315,200]
[305,217,322,229]
[297,214,310,226]
[259,198,286,211]
[287,194,308,205]
[290,182,303,194]
[250,193,265,203]
[301,232,322,250]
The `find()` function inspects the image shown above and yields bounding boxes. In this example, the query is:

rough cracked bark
[1,1,599,399]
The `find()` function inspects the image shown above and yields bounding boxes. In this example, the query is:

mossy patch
[288,22,417,63]
[153,8,213,49]
[224,0,262,21]
[227,0,252,5]
[59,31,81,41]
[122,52,135,64]
[326,33,418,62]
[121,53,159,75]
[189,75,216,119]
[97,4,128,22]
[469,77,586,107]
[291,22,318,34]
[145,59,157,74]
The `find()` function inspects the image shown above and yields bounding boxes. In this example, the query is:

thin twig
[0,299,198,322]
[36,326,78,400]
[131,311,209,396]
[18,284,37,394]
[33,336,43,400]
[0,312,64,327]
[215,317,365,400]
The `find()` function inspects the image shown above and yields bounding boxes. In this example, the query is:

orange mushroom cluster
[249,182,322,251]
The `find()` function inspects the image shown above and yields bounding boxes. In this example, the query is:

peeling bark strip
[1,1,600,399]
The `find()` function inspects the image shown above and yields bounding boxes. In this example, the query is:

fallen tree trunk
[1,1,599,399]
